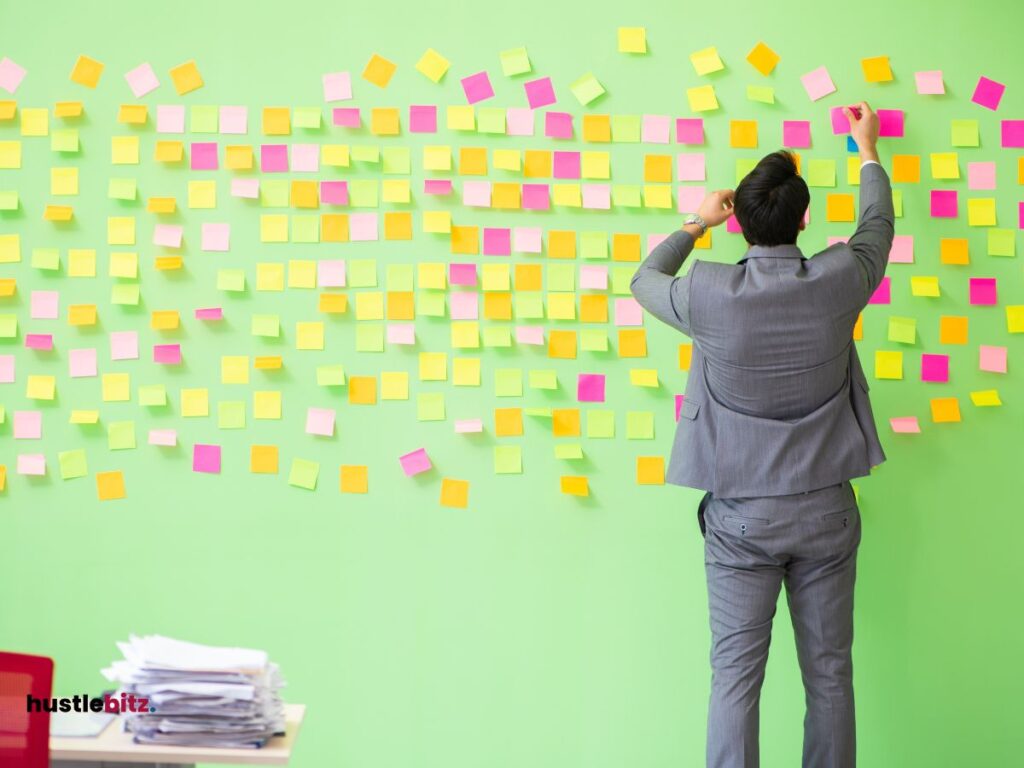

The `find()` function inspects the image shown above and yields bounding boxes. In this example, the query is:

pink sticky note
[513,227,542,253]
[582,184,611,210]
[424,179,452,195]
[1001,120,1024,148]
[515,326,544,345]
[677,185,706,213]
[190,142,218,170]
[544,111,573,139]
[306,407,336,437]
[483,228,511,256]
[449,263,477,286]
[13,410,42,439]
[409,105,437,133]
[156,105,185,134]
[878,109,904,138]
[153,223,183,248]
[0,57,27,95]
[219,106,248,134]
[399,448,432,476]
[642,114,671,144]
[318,260,346,287]
[201,222,230,252]
[968,161,996,190]
[461,71,494,104]
[867,276,891,305]
[552,151,581,179]
[676,118,704,145]
[332,107,361,127]
[124,62,159,98]
[455,419,483,434]
[782,120,811,148]
[614,298,643,326]
[193,444,221,474]
[153,343,181,364]
[830,107,851,135]
[930,190,958,218]
[0,354,13,383]
[969,277,997,305]
[726,214,743,234]
[25,334,53,351]
[386,323,415,345]
[195,307,223,321]
[462,180,491,207]
[979,345,1007,373]
[971,76,1005,111]
[322,71,352,102]
[17,454,45,476]
[69,348,97,378]
[801,66,836,101]
[580,265,608,290]
[577,373,606,403]
[920,354,949,382]
[915,70,944,95]
[828,236,850,246]
[349,213,378,241]
[677,153,706,181]
[320,181,348,205]
[291,144,320,172]
[149,429,178,446]
[524,77,555,109]
[450,291,479,320]
[675,394,686,422]
[260,144,289,172]
[890,416,921,433]
[110,330,139,360]
[506,108,535,136]
[30,290,59,319]
[522,184,550,210]
[888,235,914,263]
[231,178,259,198]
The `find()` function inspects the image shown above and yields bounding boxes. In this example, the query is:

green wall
[1,0,1021,765]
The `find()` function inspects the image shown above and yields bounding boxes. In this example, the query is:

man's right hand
[843,101,880,163]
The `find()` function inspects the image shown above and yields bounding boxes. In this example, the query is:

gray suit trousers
[700,481,861,768]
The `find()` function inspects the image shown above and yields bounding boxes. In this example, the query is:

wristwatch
[683,213,708,237]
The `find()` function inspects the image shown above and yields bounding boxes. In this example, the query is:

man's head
[733,150,810,246]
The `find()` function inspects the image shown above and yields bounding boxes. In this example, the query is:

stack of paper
[101,634,286,749]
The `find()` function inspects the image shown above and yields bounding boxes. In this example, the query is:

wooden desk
[50,702,305,767]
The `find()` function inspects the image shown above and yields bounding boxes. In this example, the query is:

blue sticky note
[846,135,858,152]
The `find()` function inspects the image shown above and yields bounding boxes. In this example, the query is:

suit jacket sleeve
[629,228,697,337]
[847,161,896,306]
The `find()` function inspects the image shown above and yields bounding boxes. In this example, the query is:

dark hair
[733,150,810,246]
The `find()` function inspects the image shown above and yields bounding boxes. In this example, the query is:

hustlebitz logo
[26,692,154,714]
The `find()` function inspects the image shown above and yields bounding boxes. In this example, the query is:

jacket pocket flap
[680,398,700,420]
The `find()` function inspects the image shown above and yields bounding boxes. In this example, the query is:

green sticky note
[290,215,319,243]
[355,323,385,352]
[288,458,320,490]
[581,231,609,260]
[108,421,136,450]
[0,314,16,338]
[525,407,552,418]
[515,294,544,318]
[0,190,17,210]
[586,410,615,438]
[892,189,903,217]
[217,269,246,292]
[500,46,532,76]
[580,329,608,351]
[477,108,506,134]
[111,283,140,306]
[189,105,219,133]
[218,401,246,429]
[260,179,290,208]
[494,445,523,474]
[987,228,1016,257]
[108,177,137,200]
[612,184,642,207]
[31,248,60,271]
[138,384,167,406]
[950,119,980,147]
[554,442,584,460]
[495,368,523,397]
[58,449,87,480]
[51,128,80,153]
[251,314,280,337]
[386,264,414,290]
[417,392,445,421]
[626,411,655,439]
[547,263,575,291]
[482,326,512,347]
[887,316,917,344]
[293,107,322,129]
[382,147,411,174]
[348,259,377,287]
[416,291,446,317]
[317,365,345,386]
[735,158,758,183]
[528,369,558,390]
[807,159,837,187]
[747,84,775,104]
[570,72,606,105]
[611,266,635,295]
[611,114,641,142]
[351,145,380,163]
[349,179,378,207]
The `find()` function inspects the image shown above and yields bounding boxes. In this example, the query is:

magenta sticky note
[449,263,477,286]
[967,161,996,190]
[920,354,949,383]
[483,228,511,256]
[582,184,611,210]
[726,214,742,234]
[30,290,58,319]
[424,179,452,195]
[25,334,52,350]
[979,345,1007,373]
[219,106,248,134]
[450,291,478,320]
[305,407,336,437]
[409,105,437,133]
[195,307,223,321]
[290,144,319,172]
[867,276,891,305]
[515,325,544,345]
[17,454,45,476]
[386,323,415,345]
[930,190,958,218]
[677,153,706,181]
[676,118,704,145]
[260,144,289,172]
[110,330,139,360]
[13,410,41,439]
[577,373,605,403]
[124,62,158,98]
[320,180,348,205]
[552,151,581,179]
[190,142,218,170]
[890,416,921,433]
[461,180,491,207]
[513,227,542,253]
[506,108,535,137]
[69,348,97,378]
[455,419,483,434]
[0,354,14,383]
[318,260,345,287]
[971,76,1005,111]
[322,71,352,102]
[524,77,555,109]
[201,222,230,252]
[192,444,221,474]
[801,66,836,101]
[1019,201,1024,230]
[614,297,643,326]
[349,212,378,242]
[642,114,671,144]
[674,394,685,422]
[782,120,811,148]
[153,223,183,248]
[149,429,177,446]
[461,71,494,104]
[888,234,914,263]
[0,57,27,95]
[153,343,181,365]
[580,265,608,290]
[544,111,573,139]
[156,105,185,134]
[522,184,550,210]
[231,178,259,199]
[677,185,706,213]
[878,109,904,138]
[332,107,361,127]
[1001,120,1024,148]
[399,448,432,477]
[915,70,944,95]
[969,277,997,305]
[830,107,851,135]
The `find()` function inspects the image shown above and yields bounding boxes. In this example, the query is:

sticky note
[288,459,319,490]
[930,190,958,218]
[96,471,126,500]
[969,277,997,305]
[415,49,449,82]
[362,54,396,88]
[0,57,26,94]
[890,417,921,433]
[561,476,589,497]
[746,41,779,75]
[930,397,961,423]
[801,66,836,101]
[400,448,432,476]
[690,47,724,76]
[192,444,221,473]
[570,73,605,105]
[686,85,718,112]
[887,316,916,344]
[440,478,469,508]
[500,46,531,76]
[979,345,1007,373]
[875,350,903,379]
[169,59,203,95]
[915,70,944,95]
[70,55,104,88]
[861,55,893,82]
[921,354,949,382]
[461,71,494,104]
[618,27,647,54]
[971,76,1004,111]
[524,77,556,109]
[124,62,159,97]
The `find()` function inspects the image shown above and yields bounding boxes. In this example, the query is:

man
[630,102,894,768]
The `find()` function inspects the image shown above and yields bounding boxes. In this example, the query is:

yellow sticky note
[107,216,136,245]
[188,180,216,208]
[690,46,724,76]
[226,144,253,169]
[875,350,903,379]
[26,374,56,400]
[96,471,126,501]
[43,205,73,222]
[112,135,140,164]
[70,410,99,424]
[0,140,22,169]
[51,167,78,195]
[415,48,449,82]
[150,310,180,330]
[930,153,959,180]
[630,369,659,387]
[1007,305,1024,333]
[70,55,104,88]
[102,372,130,402]
[20,108,48,136]
[169,59,203,95]
[969,389,1001,407]
[262,107,291,135]
[560,475,589,497]
[250,445,279,474]
[362,53,396,88]
[371,107,400,135]
[440,478,469,508]
[221,355,250,384]
[340,465,369,494]
[155,140,184,162]
[861,55,893,82]
[253,390,282,419]
[637,456,665,485]
[296,321,324,350]
[967,198,996,226]
[618,27,647,54]
[381,371,409,400]
[687,84,719,112]
[181,388,210,417]
[118,104,147,124]
[910,276,940,297]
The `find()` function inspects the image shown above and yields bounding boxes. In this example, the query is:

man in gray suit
[630,102,894,768]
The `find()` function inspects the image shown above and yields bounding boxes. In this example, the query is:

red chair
[0,651,54,768]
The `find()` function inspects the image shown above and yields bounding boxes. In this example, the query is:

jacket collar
[738,243,806,263]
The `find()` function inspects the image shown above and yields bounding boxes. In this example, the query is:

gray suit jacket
[630,162,896,497]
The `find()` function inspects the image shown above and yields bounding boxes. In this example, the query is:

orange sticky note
[254,356,282,370]
[262,107,291,135]
[892,155,920,183]
[644,154,672,183]
[939,316,968,344]
[582,114,611,142]
[678,343,693,370]
[340,465,368,494]
[548,330,577,359]
[930,397,961,423]
[147,196,177,213]
[169,60,203,95]
[552,408,581,437]
[150,310,180,330]
[440,477,469,508]
[637,456,665,485]
[118,104,147,124]
[746,41,780,76]
[861,55,893,83]
[940,238,969,265]
[450,225,479,255]
[362,54,396,88]
[318,293,348,313]
[96,470,126,500]
[68,304,97,326]
[618,329,647,358]
[70,55,104,88]
[495,407,524,437]
[250,445,279,474]
[560,475,589,496]
[348,376,377,404]
[826,193,855,222]
[54,101,83,118]
[371,107,400,135]
[730,120,758,149]
[44,205,73,221]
